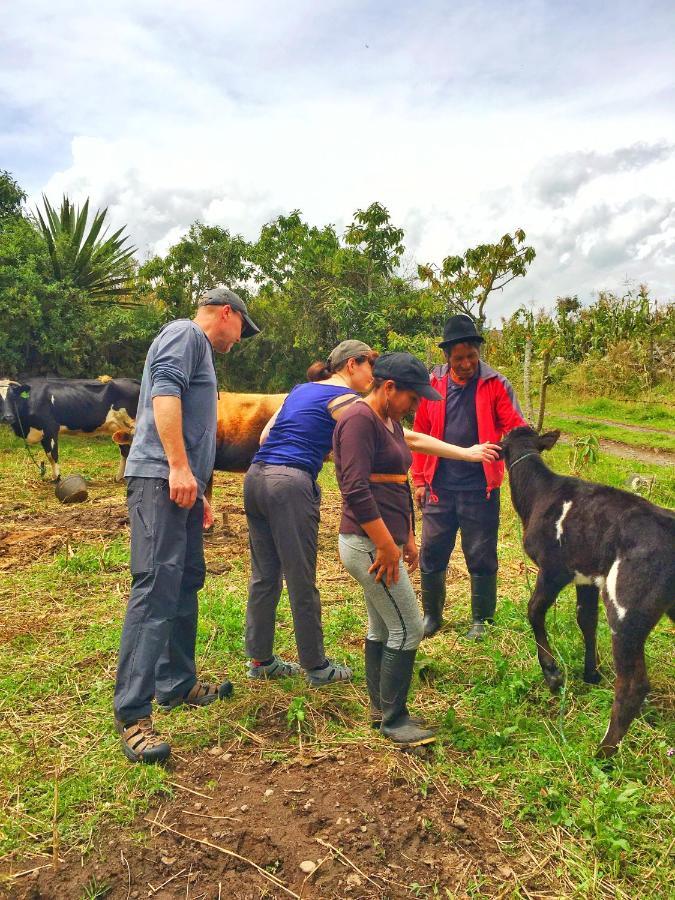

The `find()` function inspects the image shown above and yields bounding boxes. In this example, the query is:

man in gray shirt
[114,288,259,763]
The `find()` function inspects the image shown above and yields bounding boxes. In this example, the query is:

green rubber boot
[466,574,497,640]
[421,570,447,638]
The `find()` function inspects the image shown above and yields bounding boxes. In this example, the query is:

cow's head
[500,426,561,468]
[0,380,29,432]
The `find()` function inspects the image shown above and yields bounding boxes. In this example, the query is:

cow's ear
[537,430,560,452]
[19,384,31,399]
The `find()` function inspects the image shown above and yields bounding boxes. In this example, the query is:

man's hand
[414,486,426,509]
[368,540,402,586]
[169,464,198,509]
[403,534,419,574]
[203,496,215,529]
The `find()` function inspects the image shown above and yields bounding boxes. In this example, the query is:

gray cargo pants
[244,462,325,670]
[114,477,205,724]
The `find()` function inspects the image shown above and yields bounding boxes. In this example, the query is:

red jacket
[411,362,526,498]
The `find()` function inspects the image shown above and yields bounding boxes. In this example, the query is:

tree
[139,222,252,319]
[34,195,136,302]
[418,229,536,329]
[344,202,405,297]
[0,170,26,224]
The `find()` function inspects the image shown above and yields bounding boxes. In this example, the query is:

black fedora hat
[438,314,484,349]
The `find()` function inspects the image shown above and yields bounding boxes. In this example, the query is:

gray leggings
[338,533,423,651]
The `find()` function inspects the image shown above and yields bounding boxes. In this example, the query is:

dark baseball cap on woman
[373,352,442,401]
[198,288,260,338]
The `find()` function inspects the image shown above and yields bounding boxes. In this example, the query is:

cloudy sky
[2,0,674,319]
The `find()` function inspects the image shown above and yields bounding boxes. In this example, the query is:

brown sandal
[158,679,233,711]
[116,717,171,764]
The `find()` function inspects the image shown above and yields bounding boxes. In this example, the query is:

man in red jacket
[411,314,526,639]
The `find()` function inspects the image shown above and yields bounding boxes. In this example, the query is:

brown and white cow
[112,391,287,475]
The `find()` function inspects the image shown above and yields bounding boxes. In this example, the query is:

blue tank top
[253,382,355,480]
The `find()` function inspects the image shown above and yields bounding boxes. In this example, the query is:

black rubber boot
[380,648,435,747]
[421,570,446,638]
[365,639,384,727]
[366,640,424,729]
[466,574,497,640]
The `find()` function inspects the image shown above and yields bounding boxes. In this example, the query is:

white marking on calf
[573,571,606,589]
[555,500,572,542]
[606,558,626,620]
[51,395,55,405]
[26,427,44,444]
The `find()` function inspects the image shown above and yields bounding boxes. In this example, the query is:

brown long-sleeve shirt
[333,402,413,545]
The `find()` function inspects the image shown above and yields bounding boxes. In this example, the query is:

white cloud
[2,0,674,320]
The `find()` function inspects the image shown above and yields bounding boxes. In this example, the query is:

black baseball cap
[373,352,442,401]
[198,288,260,338]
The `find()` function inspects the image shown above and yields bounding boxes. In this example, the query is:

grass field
[0,425,673,898]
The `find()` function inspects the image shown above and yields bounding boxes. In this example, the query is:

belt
[368,473,408,484]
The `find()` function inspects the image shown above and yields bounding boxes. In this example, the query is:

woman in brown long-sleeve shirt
[333,352,500,747]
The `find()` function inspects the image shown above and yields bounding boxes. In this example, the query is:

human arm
[152,395,198,509]
[404,428,500,462]
[406,430,500,509]
[259,406,281,445]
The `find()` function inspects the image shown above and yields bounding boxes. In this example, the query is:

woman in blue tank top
[244,340,377,686]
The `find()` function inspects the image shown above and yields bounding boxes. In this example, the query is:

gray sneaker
[247,656,302,680]
[306,659,353,687]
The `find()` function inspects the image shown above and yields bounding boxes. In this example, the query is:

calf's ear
[537,429,561,452]
[112,429,133,445]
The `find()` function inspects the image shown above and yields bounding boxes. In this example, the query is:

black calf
[502,427,674,757]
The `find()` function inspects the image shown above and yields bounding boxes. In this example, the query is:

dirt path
[557,433,675,467]
[553,411,675,436]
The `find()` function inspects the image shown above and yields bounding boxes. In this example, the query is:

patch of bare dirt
[0,503,130,571]
[4,741,555,899]
[557,433,674,467]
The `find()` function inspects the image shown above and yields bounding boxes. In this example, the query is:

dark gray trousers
[114,477,205,724]
[244,463,325,670]
[420,487,500,576]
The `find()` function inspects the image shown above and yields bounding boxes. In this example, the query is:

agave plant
[34,195,136,301]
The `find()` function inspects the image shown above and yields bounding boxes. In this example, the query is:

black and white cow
[0,377,140,481]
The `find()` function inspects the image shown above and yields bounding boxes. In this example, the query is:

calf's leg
[576,584,601,684]
[115,443,130,483]
[597,630,650,758]
[528,570,569,692]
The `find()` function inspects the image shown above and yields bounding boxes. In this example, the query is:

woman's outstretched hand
[464,442,501,463]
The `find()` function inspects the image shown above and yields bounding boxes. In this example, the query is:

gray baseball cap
[327,339,373,371]
[198,288,260,338]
